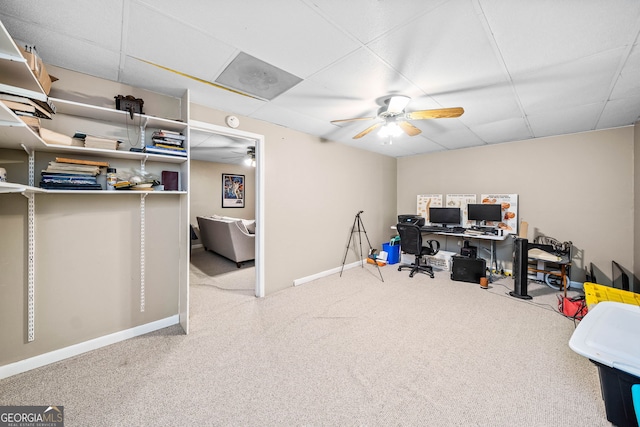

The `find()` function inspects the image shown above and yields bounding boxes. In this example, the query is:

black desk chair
[396,223,440,278]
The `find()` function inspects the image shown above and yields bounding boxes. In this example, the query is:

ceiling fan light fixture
[378,122,403,138]
[244,146,256,167]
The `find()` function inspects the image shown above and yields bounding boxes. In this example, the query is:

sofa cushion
[235,220,249,234]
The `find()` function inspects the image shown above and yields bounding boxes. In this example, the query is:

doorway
[188,120,264,297]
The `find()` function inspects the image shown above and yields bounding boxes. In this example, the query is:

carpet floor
[0,250,611,426]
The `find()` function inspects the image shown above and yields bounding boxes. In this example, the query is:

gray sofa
[196,215,255,267]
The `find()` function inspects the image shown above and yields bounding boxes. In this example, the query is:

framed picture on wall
[222,174,245,208]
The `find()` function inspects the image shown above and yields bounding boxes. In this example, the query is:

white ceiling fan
[331,95,464,139]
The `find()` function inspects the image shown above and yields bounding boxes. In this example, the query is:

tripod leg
[356,214,364,267]
[340,215,359,277]
[357,215,384,283]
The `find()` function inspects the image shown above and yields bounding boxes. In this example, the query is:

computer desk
[390,226,510,282]
[423,229,509,283]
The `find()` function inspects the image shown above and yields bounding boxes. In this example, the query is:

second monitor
[467,203,502,223]
[429,207,461,226]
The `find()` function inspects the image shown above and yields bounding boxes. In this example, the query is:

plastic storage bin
[569,301,640,427]
[382,243,400,265]
[583,282,640,308]
[425,250,456,271]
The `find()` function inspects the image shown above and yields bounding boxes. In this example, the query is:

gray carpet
[0,252,610,426]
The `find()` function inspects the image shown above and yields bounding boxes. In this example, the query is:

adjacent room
[1,2,639,425]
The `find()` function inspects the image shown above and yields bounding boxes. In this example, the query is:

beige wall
[190,103,398,295]
[398,127,634,284]
[190,160,256,225]
[0,194,181,366]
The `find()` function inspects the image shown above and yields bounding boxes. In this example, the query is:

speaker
[451,256,486,284]
[510,237,532,299]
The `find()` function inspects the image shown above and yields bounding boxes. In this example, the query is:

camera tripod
[340,210,384,282]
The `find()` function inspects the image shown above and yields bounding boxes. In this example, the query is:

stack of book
[39,157,108,190]
[0,93,56,133]
[81,134,122,150]
[145,130,187,157]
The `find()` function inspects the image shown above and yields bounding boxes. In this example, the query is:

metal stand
[340,210,383,282]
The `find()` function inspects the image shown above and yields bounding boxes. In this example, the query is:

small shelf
[0,102,187,163]
[40,190,187,195]
[0,181,45,194]
[0,22,47,102]
[49,98,187,132]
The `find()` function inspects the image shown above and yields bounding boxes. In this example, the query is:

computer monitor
[428,207,461,226]
[467,203,502,223]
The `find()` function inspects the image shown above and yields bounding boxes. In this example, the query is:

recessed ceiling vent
[215,52,302,100]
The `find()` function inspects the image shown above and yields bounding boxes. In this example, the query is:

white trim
[293,261,362,286]
[0,315,179,380]
[255,134,265,297]
[188,120,265,298]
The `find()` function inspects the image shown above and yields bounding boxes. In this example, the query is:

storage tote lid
[569,301,640,378]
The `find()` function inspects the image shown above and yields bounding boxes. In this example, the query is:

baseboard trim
[293,261,362,286]
[0,315,180,380]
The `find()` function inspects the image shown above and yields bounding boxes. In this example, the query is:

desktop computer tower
[451,256,486,284]
[510,237,532,299]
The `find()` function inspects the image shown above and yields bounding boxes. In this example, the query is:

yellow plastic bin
[583,282,640,309]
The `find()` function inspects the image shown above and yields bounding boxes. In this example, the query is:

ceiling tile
[527,103,604,137]
[513,49,623,114]
[1,1,124,51]
[481,0,640,75]
[610,43,640,100]
[368,0,508,96]
[470,117,532,144]
[127,2,238,83]
[137,0,360,79]
[598,97,640,129]
[309,0,450,44]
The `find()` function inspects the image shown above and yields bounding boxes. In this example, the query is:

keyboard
[422,226,466,233]
[422,225,447,232]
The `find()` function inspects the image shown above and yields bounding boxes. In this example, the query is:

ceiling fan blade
[386,95,411,114]
[405,107,464,120]
[353,123,383,139]
[398,121,422,136]
[331,117,376,124]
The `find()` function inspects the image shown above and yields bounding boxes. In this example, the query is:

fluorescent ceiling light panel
[215,52,302,100]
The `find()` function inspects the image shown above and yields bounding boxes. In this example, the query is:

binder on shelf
[162,171,179,191]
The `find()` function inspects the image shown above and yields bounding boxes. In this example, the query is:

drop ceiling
[1,0,639,160]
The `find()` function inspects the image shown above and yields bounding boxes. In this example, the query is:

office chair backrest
[397,223,422,255]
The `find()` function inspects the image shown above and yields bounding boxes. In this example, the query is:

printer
[397,214,425,227]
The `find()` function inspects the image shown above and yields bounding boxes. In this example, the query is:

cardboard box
[20,48,55,95]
